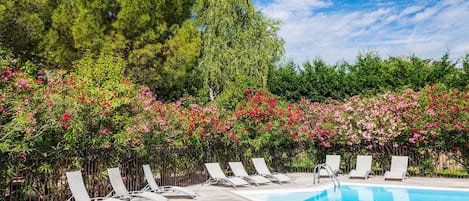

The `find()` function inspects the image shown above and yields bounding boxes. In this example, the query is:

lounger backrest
[205,163,227,179]
[142,164,159,191]
[107,167,130,197]
[356,155,372,171]
[325,155,340,170]
[66,171,91,201]
[390,156,408,172]
[252,158,272,175]
[229,162,249,177]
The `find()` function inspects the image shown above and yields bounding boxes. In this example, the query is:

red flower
[78,93,86,102]
[245,88,252,95]
[103,102,111,107]
[61,113,71,122]
[454,146,460,151]
[34,78,43,84]
[188,130,193,135]
[64,124,69,129]
[266,123,272,131]
[48,101,54,107]
[290,132,297,139]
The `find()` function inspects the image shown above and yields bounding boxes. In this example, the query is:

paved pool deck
[163,173,469,201]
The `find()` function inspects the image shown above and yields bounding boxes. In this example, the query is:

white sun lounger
[228,161,272,186]
[66,171,122,201]
[349,155,374,179]
[142,164,198,198]
[251,158,292,184]
[107,167,168,201]
[384,156,409,181]
[204,162,250,189]
[319,155,343,177]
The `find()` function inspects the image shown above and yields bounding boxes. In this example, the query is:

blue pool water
[239,185,469,201]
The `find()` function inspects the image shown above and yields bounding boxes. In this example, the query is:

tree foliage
[0,0,201,101]
[194,0,284,102]
[269,52,469,102]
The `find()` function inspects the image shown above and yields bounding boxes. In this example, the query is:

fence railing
[2,145,468,200]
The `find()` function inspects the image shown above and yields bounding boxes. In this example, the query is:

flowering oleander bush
[405,84,469,161]
[298,89,419,149]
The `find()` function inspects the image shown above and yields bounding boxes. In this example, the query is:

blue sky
[253,0,469,64]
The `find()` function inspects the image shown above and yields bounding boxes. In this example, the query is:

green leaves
[195,0,284,102]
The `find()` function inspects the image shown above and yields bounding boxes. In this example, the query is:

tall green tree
[268,60,301,102]
[0,0,51,61]
[0,0,200,100]
[110,0,200,100]
[195,0,284,102]
[299,59,346,102]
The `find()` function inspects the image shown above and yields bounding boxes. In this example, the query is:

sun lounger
[228,161,272,186]
[142,164,198,198]
[251,158,292,184]
[107,167,168,201]
[319,155,343,177]
[384,156,409,181]
[349,155,374,179]
[66,171,122,201]
[204,162,250,189]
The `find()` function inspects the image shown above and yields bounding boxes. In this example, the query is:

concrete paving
[163,173,469,201]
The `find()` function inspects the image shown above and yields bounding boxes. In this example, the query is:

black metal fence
[2,145,468,200]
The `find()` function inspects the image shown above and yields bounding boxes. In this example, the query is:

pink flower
[16,78,31,90]
[103,102,111,107]
[20,152,27,160]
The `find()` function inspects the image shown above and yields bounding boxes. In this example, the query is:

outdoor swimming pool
[237,184,469,201]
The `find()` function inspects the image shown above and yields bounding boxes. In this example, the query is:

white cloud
[258,0,469,64]
[259,0,332,20]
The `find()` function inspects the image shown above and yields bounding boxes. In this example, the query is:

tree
[1,0,200,100]
[299,59,346,102]
[109,0,201,101]
[195,0,284,102]
[268,60,301,102]
[0,0,51,62]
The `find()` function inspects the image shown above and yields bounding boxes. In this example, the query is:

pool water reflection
[240,184,469,201]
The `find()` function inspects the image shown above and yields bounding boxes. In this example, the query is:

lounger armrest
[141,184,151,192]
[90,197,111,201]
[128,190,146,195]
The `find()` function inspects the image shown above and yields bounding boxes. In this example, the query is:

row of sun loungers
[66,155,409,200]
[66,165,198,201]
[204,158,293,188]
[319,155,409,181]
